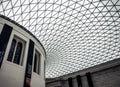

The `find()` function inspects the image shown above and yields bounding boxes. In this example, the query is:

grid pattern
[0,0,120,78]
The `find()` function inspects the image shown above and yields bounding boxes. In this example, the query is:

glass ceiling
[0,0,120,78]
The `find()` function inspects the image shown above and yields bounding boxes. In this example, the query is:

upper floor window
[33,50,41,75]
[7,36,25,65]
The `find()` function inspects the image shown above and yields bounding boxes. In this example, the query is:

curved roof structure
[0,0,120,78]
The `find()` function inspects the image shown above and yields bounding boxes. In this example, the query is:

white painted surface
[0,17,45,87]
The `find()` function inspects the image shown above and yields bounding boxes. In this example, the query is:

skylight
[0,0,120,78]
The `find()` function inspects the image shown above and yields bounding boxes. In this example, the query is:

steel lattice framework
[0,0,120,78]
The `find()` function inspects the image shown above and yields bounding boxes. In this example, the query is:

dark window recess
[34,54,37,72]
[38,55,40,74]
[86,72,94,87]
[0,24,12,67]
[7,36,25,66]
[76,75,82,87]
[33,50,41,75]
[7,39,16,62]
[24,40,34,87]
[13,42,22,64]
[68,77,73,87]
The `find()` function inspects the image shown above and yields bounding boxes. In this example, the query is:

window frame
[33,49,41,75]
[7,35,26,66]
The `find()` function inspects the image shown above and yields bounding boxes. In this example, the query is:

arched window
[7,36,25,66]
[7,39,16,61]
[34,53,37,72]
[13,42,23,64]
[33,50,41,75]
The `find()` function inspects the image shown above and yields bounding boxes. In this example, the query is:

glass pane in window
[38,53,40,74]
[33,50,41,74]
[34,53,37,73]
[7,39,16,61]
[13,42,22,64]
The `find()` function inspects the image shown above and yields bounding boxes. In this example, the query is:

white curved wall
[0,17,45,87]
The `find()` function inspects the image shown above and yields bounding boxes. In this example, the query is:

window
[7,36,25,65]
[33,50,41,75]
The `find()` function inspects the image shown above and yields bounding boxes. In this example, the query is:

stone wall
[46,58,120,87]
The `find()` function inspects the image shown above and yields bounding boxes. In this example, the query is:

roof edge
[0,14,46,58]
